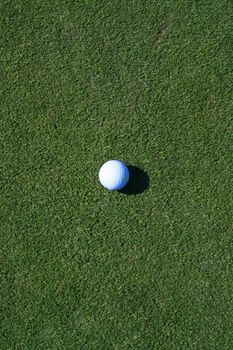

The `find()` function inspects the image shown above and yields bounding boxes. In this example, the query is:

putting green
[1,1,232,349]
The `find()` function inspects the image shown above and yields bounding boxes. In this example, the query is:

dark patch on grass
[119,166,149,195]
[156,20,170,45]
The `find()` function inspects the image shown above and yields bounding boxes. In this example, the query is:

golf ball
[99,160,129,191]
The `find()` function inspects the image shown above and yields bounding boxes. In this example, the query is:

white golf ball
[99,160,129,191]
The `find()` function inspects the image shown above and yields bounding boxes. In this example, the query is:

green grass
[1,1,232,349]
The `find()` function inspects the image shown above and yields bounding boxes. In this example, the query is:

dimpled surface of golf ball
[99,160,129,191]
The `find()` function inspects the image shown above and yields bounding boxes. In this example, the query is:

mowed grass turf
[1,1,232,349]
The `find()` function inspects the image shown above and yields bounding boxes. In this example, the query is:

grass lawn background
[1,1,232,349]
